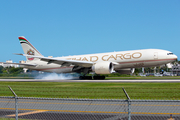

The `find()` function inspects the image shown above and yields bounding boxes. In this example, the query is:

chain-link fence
[0,96,180,120]
[0,86,180,120]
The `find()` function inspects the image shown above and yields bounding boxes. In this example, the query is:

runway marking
[1,107,180,115]
[0,101,180,107]
[131,112,180,115]
[0,100,126,106]
[7,110,47,117]
[132,104,180,107]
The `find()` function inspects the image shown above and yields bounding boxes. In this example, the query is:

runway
[0,79,180,82]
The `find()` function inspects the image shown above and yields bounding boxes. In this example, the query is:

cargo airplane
[3,36,178,79]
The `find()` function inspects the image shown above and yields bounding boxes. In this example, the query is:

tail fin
[18,36,43,61]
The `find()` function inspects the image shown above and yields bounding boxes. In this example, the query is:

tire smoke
[35,73,75,80]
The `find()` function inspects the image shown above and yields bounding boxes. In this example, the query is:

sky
[0,0,180,62]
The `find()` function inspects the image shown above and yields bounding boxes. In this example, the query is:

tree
[3,67,11,74]
[0,66,3,73]
[9,67,23,74]
[1,67,23,74]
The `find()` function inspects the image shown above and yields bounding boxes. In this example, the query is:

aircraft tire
[79,76,83,80]
[93,76,105,80]
[79,76,92,80]
[85,76,92,80]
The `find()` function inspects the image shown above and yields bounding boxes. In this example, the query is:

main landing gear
[79,76,92,80]
[93,76,105,80]
[79,76,105,80]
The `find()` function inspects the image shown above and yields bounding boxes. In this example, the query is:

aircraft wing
[18,54,94,67]
[0,62,37,67]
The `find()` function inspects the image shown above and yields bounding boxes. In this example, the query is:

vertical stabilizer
[18,36,43,61]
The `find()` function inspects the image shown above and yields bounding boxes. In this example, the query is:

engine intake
[92,62,114,74]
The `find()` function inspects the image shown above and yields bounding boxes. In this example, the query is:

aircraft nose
[174,54,178,59]
[171,54,178,61]
[166,51,178,60]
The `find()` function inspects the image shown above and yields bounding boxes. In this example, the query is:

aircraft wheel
[79,76,83,80]
[85,76,92,80]
[93,76,105,80]
[79,76,92,80]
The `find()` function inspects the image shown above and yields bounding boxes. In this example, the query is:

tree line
[0,66,24,77]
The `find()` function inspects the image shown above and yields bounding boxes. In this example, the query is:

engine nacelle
[92,62,114,74]
[116,68,135,74]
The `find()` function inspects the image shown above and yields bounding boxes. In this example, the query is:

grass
[106,76,180,79]
[0,82,180,100]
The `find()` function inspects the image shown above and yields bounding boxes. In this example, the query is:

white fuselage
[23,49,177,73]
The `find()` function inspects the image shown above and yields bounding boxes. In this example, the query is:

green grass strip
[0,82,179,100]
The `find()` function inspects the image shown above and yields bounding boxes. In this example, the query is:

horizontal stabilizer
[0,62,37,67]
[14,53,24,56]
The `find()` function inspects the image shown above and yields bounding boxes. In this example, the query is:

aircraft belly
[143,59,174,67]
[115,59,175,69]
[114,64,133,69]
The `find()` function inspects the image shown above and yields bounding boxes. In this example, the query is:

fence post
[8,86,18,120]
[122,88,131,120]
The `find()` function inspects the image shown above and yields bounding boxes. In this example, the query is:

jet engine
[92,62,114,74]
[115,68,135,74]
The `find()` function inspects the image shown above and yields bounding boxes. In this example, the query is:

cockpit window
[167,53,174,55]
